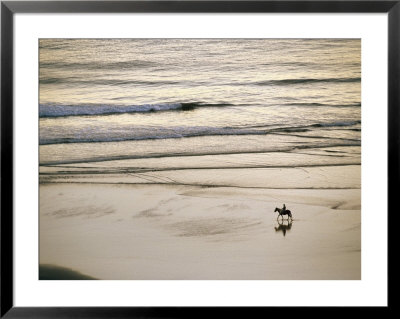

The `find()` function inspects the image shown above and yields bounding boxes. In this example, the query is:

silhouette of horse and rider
[274,203,292,220]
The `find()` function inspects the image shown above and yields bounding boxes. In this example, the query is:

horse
[274,207,292,220]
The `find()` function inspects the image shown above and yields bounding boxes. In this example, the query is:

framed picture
[1,0,395,317]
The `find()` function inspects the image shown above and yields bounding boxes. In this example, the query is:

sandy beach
[39,163,360,280]
[39,39,361,280]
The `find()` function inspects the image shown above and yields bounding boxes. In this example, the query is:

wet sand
[39,166,360,280]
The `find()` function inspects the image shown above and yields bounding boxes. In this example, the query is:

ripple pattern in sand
[167,217,262,238]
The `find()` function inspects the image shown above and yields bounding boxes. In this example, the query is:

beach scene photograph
[39,39,361,280]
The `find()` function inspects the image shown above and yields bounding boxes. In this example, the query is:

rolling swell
[39,102,235,118]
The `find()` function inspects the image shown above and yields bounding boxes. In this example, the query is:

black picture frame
[1,1,395,317]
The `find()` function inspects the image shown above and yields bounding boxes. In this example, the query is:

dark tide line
[39,144,361,166]
[269,132,361,143]
[39,163,361,176]
[38,180,361,190]
[39,130,360,146]
[39,126,362,145]
[274,120,361,132]
[39,133,361,146]
[292,151,356,158]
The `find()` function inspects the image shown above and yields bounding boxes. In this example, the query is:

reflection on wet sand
[274,219,293,237]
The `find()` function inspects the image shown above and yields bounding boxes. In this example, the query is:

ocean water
[39,39,361,185]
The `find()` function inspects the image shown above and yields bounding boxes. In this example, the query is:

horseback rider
[282,204,286,213]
